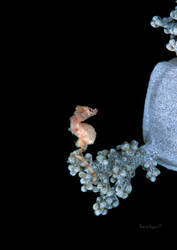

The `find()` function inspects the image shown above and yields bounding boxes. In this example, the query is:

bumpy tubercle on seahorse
[69,105,98,176]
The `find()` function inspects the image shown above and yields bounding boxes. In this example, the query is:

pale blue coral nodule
[151,1,177,54]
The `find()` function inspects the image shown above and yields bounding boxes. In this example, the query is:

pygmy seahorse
[70,105,98,151]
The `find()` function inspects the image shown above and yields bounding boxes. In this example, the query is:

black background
[35,0,177,239]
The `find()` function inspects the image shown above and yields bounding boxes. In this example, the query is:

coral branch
[151,2,177,54]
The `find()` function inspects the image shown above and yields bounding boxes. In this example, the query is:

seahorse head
[75,106,98,119]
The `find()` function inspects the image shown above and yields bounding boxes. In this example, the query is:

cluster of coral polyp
[67,141,160,216]
[151,1,177,54]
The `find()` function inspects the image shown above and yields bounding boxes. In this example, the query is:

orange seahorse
[70,105,98,152]
[69,105,98,176]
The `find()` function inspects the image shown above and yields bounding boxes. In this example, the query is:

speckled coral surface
[143,58,177,171]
